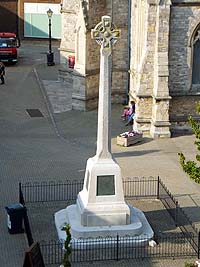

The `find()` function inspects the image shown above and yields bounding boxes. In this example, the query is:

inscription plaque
[97,175,115,196]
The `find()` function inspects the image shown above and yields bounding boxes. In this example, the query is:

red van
[0,32,20,63]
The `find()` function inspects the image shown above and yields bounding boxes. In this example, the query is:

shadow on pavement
[113,149,160,158]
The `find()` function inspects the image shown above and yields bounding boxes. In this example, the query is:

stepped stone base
[55,205,154,241]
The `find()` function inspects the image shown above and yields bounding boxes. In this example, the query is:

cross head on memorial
[91,16,121,52]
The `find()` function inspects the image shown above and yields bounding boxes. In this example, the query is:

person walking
[0,61,5,84]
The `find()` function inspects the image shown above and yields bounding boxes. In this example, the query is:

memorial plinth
[76,156,130,227]
[55,16,153,243]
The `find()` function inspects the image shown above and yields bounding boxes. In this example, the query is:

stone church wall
[169,3,200,130]
[85,0,130,108]
[111,1,129,104]
[130,0,171,138]
[169,5,197,93]
[59,0,79,65]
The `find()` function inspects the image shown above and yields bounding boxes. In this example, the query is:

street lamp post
[47,8,55,66]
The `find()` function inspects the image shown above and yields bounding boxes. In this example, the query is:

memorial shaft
[91,15,121,159]
[96,47,111,158]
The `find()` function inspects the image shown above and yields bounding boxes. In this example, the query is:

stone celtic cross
[91,16,121,54]
[91,16,121,159]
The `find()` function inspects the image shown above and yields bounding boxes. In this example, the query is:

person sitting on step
[126,100,135,126]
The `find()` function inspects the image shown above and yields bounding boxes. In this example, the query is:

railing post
[116,234,119,261]
[19,182,21,203]
[198,231,200,259]
[19,182,25,206]
[157,176,160,199]
[23,207,34,246]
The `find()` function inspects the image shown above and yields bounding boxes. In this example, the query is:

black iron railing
[158,179,199,254]
[39,233,196,265]
[19,180,83,203]
[19,177,158,204]
[123,176,158,199]
[19,177,200,263]
[23,207,34,247]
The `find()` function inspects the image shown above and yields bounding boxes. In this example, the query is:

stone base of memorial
[55,205,154,246]
[117,132,143,147]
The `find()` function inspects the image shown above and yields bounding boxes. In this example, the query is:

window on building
[192,28,200,84]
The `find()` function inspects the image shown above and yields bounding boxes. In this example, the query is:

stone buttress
[130,0,171,138]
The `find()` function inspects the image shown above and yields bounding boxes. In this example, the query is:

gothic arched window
[192,28,200,84]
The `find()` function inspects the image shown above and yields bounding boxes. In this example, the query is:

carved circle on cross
[91,16,121,50]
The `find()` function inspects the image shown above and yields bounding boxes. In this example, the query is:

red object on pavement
[68,55,75,68]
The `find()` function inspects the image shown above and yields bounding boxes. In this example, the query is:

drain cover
[26,109,44,117]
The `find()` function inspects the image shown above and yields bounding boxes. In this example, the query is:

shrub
[62,224,72,267]
[178,102,200,184]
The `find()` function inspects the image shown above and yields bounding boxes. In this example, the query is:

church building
[59,0,200,138]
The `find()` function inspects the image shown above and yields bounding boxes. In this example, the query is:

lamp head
[47,8,53,19]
